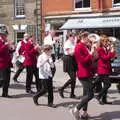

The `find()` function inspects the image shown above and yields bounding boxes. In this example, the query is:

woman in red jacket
[72,31,95,119]
[95,34,116,105]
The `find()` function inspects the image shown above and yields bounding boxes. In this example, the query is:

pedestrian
[72,31,96,119]
[0,32,12,97]
[58,32,77,98]
[94,34,116,105]
[43,30,56,77]
[12,33,30,82]
[24,35,40,94]
[33,45,55,108]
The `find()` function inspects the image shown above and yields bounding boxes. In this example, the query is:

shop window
[14,0,25,18]
[113,0,120,7]
[75,0,90,9]
[17,32,25,42]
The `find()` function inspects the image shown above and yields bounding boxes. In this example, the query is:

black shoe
[33,96,39,105]
[103,101,113,104]
[80,115,89,120]
[26,90,35,94]
[95,95,105,105]
[99,100,105,105]
[58,88,64,98]
[13,78,19,83]
[94,94,100,100]
[48,103,56,108]
[31,81,36,85]
[2,94,13,98]
[70,94,77,98]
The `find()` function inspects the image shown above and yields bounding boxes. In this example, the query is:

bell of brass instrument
[108,36,117,48]
[88,33,100,43]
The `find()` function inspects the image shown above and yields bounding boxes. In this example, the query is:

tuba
[88,33,100,43]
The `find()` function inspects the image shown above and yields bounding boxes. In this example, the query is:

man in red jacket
[24,35,40,94]
[0,33,12,97]
[13,33,30,82]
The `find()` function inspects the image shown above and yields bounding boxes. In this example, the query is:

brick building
[0,0,120,43]
[42,0,120,39]
[0,0,37,43]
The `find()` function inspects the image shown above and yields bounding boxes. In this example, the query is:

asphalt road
[0,59,120,120]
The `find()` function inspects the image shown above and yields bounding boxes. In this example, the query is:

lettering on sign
[77,20,84,23]
[102,18,120,23]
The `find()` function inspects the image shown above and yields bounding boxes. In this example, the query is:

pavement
[0,59,120,120]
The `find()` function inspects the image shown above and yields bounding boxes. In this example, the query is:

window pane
[114,0,120,4]
[15,0,25,16]
[83,0,90,7]
[75,0,82,8]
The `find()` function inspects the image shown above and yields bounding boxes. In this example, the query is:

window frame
[14,0,25,18]
[112,0,120,8]
[74,0,91,11]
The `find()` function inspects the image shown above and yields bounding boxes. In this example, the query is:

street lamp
[35,0,43,45]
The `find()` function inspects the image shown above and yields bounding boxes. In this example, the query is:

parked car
[109,37,120,92]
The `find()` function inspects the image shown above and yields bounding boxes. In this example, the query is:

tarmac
[0,59,120,120]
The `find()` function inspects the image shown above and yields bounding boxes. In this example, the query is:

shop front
[60,16,120,39]
[60,15,120,91]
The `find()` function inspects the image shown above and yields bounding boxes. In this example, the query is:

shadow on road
[9,83,25,90]
[11,93,33,98]
[55,100,81,108]
[91,111,120,120]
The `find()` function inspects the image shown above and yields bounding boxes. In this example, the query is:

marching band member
[58,33,77,98]
[72,31,95,119]
[0,32,12,97]
[95,34,116,105]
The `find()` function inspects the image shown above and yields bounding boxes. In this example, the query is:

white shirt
[44,34,55,54]
[15,39,27,57]
[37,52,54,79]
[64,40,75,55]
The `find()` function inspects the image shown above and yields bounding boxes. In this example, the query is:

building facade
[42,0,120,39]
[0,0,38,43]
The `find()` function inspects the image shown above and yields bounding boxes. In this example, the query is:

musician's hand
[111,47,115,53]
[35,44,39,50]
[5,42,9,45]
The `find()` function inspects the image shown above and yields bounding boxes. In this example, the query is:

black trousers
[13,65,24,80]
[77,77,94,111]
[34,78,53,104]
[0,67,11,96]
[61,71,76,96]
[26,65,41,92]
[94,74,111,101]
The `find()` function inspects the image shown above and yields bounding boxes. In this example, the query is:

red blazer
[74,42,93,78]
[96,47,115,75]
[24,41,39,66]
[19,40,26,56]
[0,40,12,69]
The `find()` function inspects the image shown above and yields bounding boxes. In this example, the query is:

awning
[60,16,120,29]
